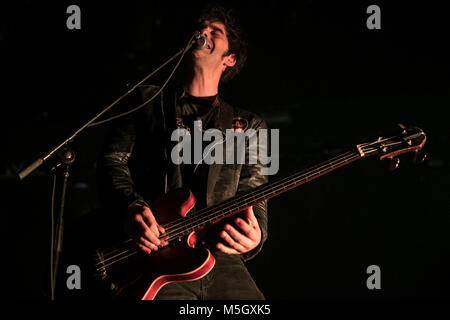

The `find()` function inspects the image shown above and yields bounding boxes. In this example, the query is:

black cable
[87,33,196,127]
[17,32,200,181]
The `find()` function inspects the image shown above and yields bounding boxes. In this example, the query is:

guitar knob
[388,157,400,171]
[413,151,427,165]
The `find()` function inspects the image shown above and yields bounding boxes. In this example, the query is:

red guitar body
[94,188,215,300]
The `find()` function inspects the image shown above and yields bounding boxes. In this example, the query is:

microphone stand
[50,145,75,301]
[17,48,186,180]
[17,35,198,300]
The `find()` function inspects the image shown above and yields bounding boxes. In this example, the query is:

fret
[94,126,427,278]
[180,150,362,233]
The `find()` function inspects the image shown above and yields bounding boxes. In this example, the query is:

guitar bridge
[94,249,108,280]
[93,249,120,294]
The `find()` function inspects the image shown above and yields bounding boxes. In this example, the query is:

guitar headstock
[356,124,427,168]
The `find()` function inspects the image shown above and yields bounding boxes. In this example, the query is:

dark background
[1,1,449,300]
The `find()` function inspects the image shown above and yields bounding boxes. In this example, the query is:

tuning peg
[388,157,400,171]
[397,123,407,135]
[412,151,427,165]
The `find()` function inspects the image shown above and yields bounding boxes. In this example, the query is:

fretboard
[179,150,362,235]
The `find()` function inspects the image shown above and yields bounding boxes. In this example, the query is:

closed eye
[210,26,224,36]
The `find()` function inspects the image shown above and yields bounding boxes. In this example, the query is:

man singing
[98,4,269,299]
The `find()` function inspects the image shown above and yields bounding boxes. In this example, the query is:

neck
[179,150,363,234]
[184,64,221,97]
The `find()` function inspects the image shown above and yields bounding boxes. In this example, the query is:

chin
[192,49,208,58]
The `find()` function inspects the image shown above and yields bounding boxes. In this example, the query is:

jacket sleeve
[96,87,156,215]
[237,118,269,261]
[97,85,161,214]
[97,113,150,214]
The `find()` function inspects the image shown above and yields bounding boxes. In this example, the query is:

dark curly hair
[197,3,248,83]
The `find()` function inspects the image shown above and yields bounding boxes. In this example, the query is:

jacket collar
[176,87,233,134]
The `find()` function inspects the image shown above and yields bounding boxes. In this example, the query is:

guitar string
[100,130,405,266]
[94,150,357,264]
[154,132,399,234]
[95,151,362,269]
[95,150,356,262]
[162,151,356,230]
[97,135,409,270]
[95,152,362,271]
[96,153,364,270]
[96,131,399,262]
[92,239,134,260]
[159,153,362,242]
[98,133,392,262]
[98,136,421,271]
[169,139,385,237]
[95,151,361,267]
[96,137,390,267]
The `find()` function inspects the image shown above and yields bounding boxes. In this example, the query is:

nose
[200,25,210,38]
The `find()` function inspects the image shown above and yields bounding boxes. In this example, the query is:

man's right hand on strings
[125,202,167,254]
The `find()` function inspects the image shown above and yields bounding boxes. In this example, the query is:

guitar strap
[159,85,185,194]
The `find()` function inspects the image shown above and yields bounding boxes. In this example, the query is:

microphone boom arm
[17,31,200,180]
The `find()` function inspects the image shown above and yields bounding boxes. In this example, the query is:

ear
[224,53,236,68]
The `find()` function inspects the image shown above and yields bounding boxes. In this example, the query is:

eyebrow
[200,21,226,35]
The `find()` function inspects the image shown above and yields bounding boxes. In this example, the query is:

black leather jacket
[97,85,269,261]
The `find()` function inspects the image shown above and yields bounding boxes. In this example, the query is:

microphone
[192,31,208,49]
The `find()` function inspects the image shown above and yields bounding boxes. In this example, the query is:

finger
[158,225,169,247]
[244,206,258,226]
[221,229,247,252]
[150,223,161,238]
[142,226,161,247]
[138,236,159,252]
[138,207,160,239]
[225,224,252,248]
[143,210,163,239]
[235,217,252,236]
[158,224,166,234]
[131,215,150,239]
[235,216,260,244]
[141,208,159,229]
[158,234,169,247]
[139,207,152,224]
[133,213,146,227]
[216,242,240,254]
[137,243,152,254]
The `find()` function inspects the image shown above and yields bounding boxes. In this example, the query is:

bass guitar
[91,124,426,299]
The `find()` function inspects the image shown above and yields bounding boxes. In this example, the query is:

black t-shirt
[176,93,219,210]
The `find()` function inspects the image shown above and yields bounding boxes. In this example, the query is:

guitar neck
[186,150,363,231]
[95,125,426,274]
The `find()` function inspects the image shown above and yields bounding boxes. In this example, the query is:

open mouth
[206,41,213,51]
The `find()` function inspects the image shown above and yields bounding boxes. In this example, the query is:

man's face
[192,20,236,73]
